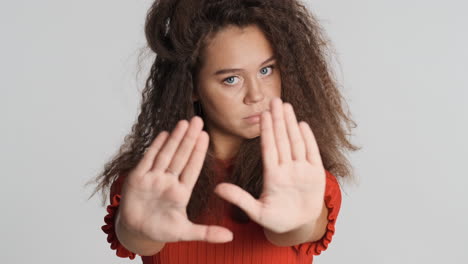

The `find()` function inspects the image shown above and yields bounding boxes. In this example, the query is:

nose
[243,77,265,104]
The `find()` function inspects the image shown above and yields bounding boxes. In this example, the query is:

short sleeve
[292,170,342,256]
[101,174,137,260]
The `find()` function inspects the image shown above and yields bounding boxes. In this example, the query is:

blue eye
[223,76,239,85]
[260,65,274,76]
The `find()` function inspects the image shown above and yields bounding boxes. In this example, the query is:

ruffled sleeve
[101,174,137,260]
[292,169,342,256]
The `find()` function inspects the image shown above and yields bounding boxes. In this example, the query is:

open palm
[118,117,233,244]
[214,98,326,234]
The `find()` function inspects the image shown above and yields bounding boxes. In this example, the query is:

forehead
[201,24,275,70]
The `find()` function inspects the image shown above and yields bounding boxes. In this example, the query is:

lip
[244,112,263,119]
[243,110,268,125]
[244,114,261,124]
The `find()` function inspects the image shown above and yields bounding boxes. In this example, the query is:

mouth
[244,113,262,119]
[243,110,268,119]
[243,110,269,125]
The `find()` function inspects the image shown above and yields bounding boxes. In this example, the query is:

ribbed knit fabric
[102,157,342,263]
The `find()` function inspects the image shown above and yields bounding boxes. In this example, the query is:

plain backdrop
[1,0,467,263]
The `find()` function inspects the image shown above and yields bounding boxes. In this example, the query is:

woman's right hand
[118,116,233,244]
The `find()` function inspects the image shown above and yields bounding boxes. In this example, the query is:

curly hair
[87,0,360,223]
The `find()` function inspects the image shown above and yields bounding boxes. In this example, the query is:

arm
[263,200,328,246]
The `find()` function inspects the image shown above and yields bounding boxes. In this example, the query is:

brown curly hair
[86,0,361,223]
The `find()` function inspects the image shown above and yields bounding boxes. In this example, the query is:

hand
[214,98,326,234]
[119,116,233,243]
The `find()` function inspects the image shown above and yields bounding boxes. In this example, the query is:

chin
[243,134,260,140]
[241,125,261,139]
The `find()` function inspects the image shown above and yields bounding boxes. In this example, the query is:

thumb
[181,223,233,243]
[214,183,262,223]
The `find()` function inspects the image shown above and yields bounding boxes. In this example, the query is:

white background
[1,0,467,263]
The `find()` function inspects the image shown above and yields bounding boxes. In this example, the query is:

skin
[195,24,329,244]
[215,97,329,246]
[116,24,329,256]
[194,24,281,160]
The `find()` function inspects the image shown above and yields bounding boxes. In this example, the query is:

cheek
[266,75,282,96]
[203,91,237,117]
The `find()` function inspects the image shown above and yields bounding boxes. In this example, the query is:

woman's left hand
[214,97,326,234]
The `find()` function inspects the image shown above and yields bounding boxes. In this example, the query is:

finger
[182,224,233,243]
[299,121,323,165]
[260,110,278,168]
[136,131,170,174]
[179,130,209,189]
[283,103,306,161]
[214,183,262,223]
[166,116,204,176]
[271,98,292,163]
[151,120,189,172]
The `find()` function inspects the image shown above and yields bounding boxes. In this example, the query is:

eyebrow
[213,56,276,76]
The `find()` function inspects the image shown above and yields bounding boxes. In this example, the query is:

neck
[207,127,243,161]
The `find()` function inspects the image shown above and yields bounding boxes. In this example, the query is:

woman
[89,0,360,263]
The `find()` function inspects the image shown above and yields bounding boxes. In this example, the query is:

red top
[102,158,342,263]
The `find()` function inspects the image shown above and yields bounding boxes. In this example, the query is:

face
[194,24,282,156]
